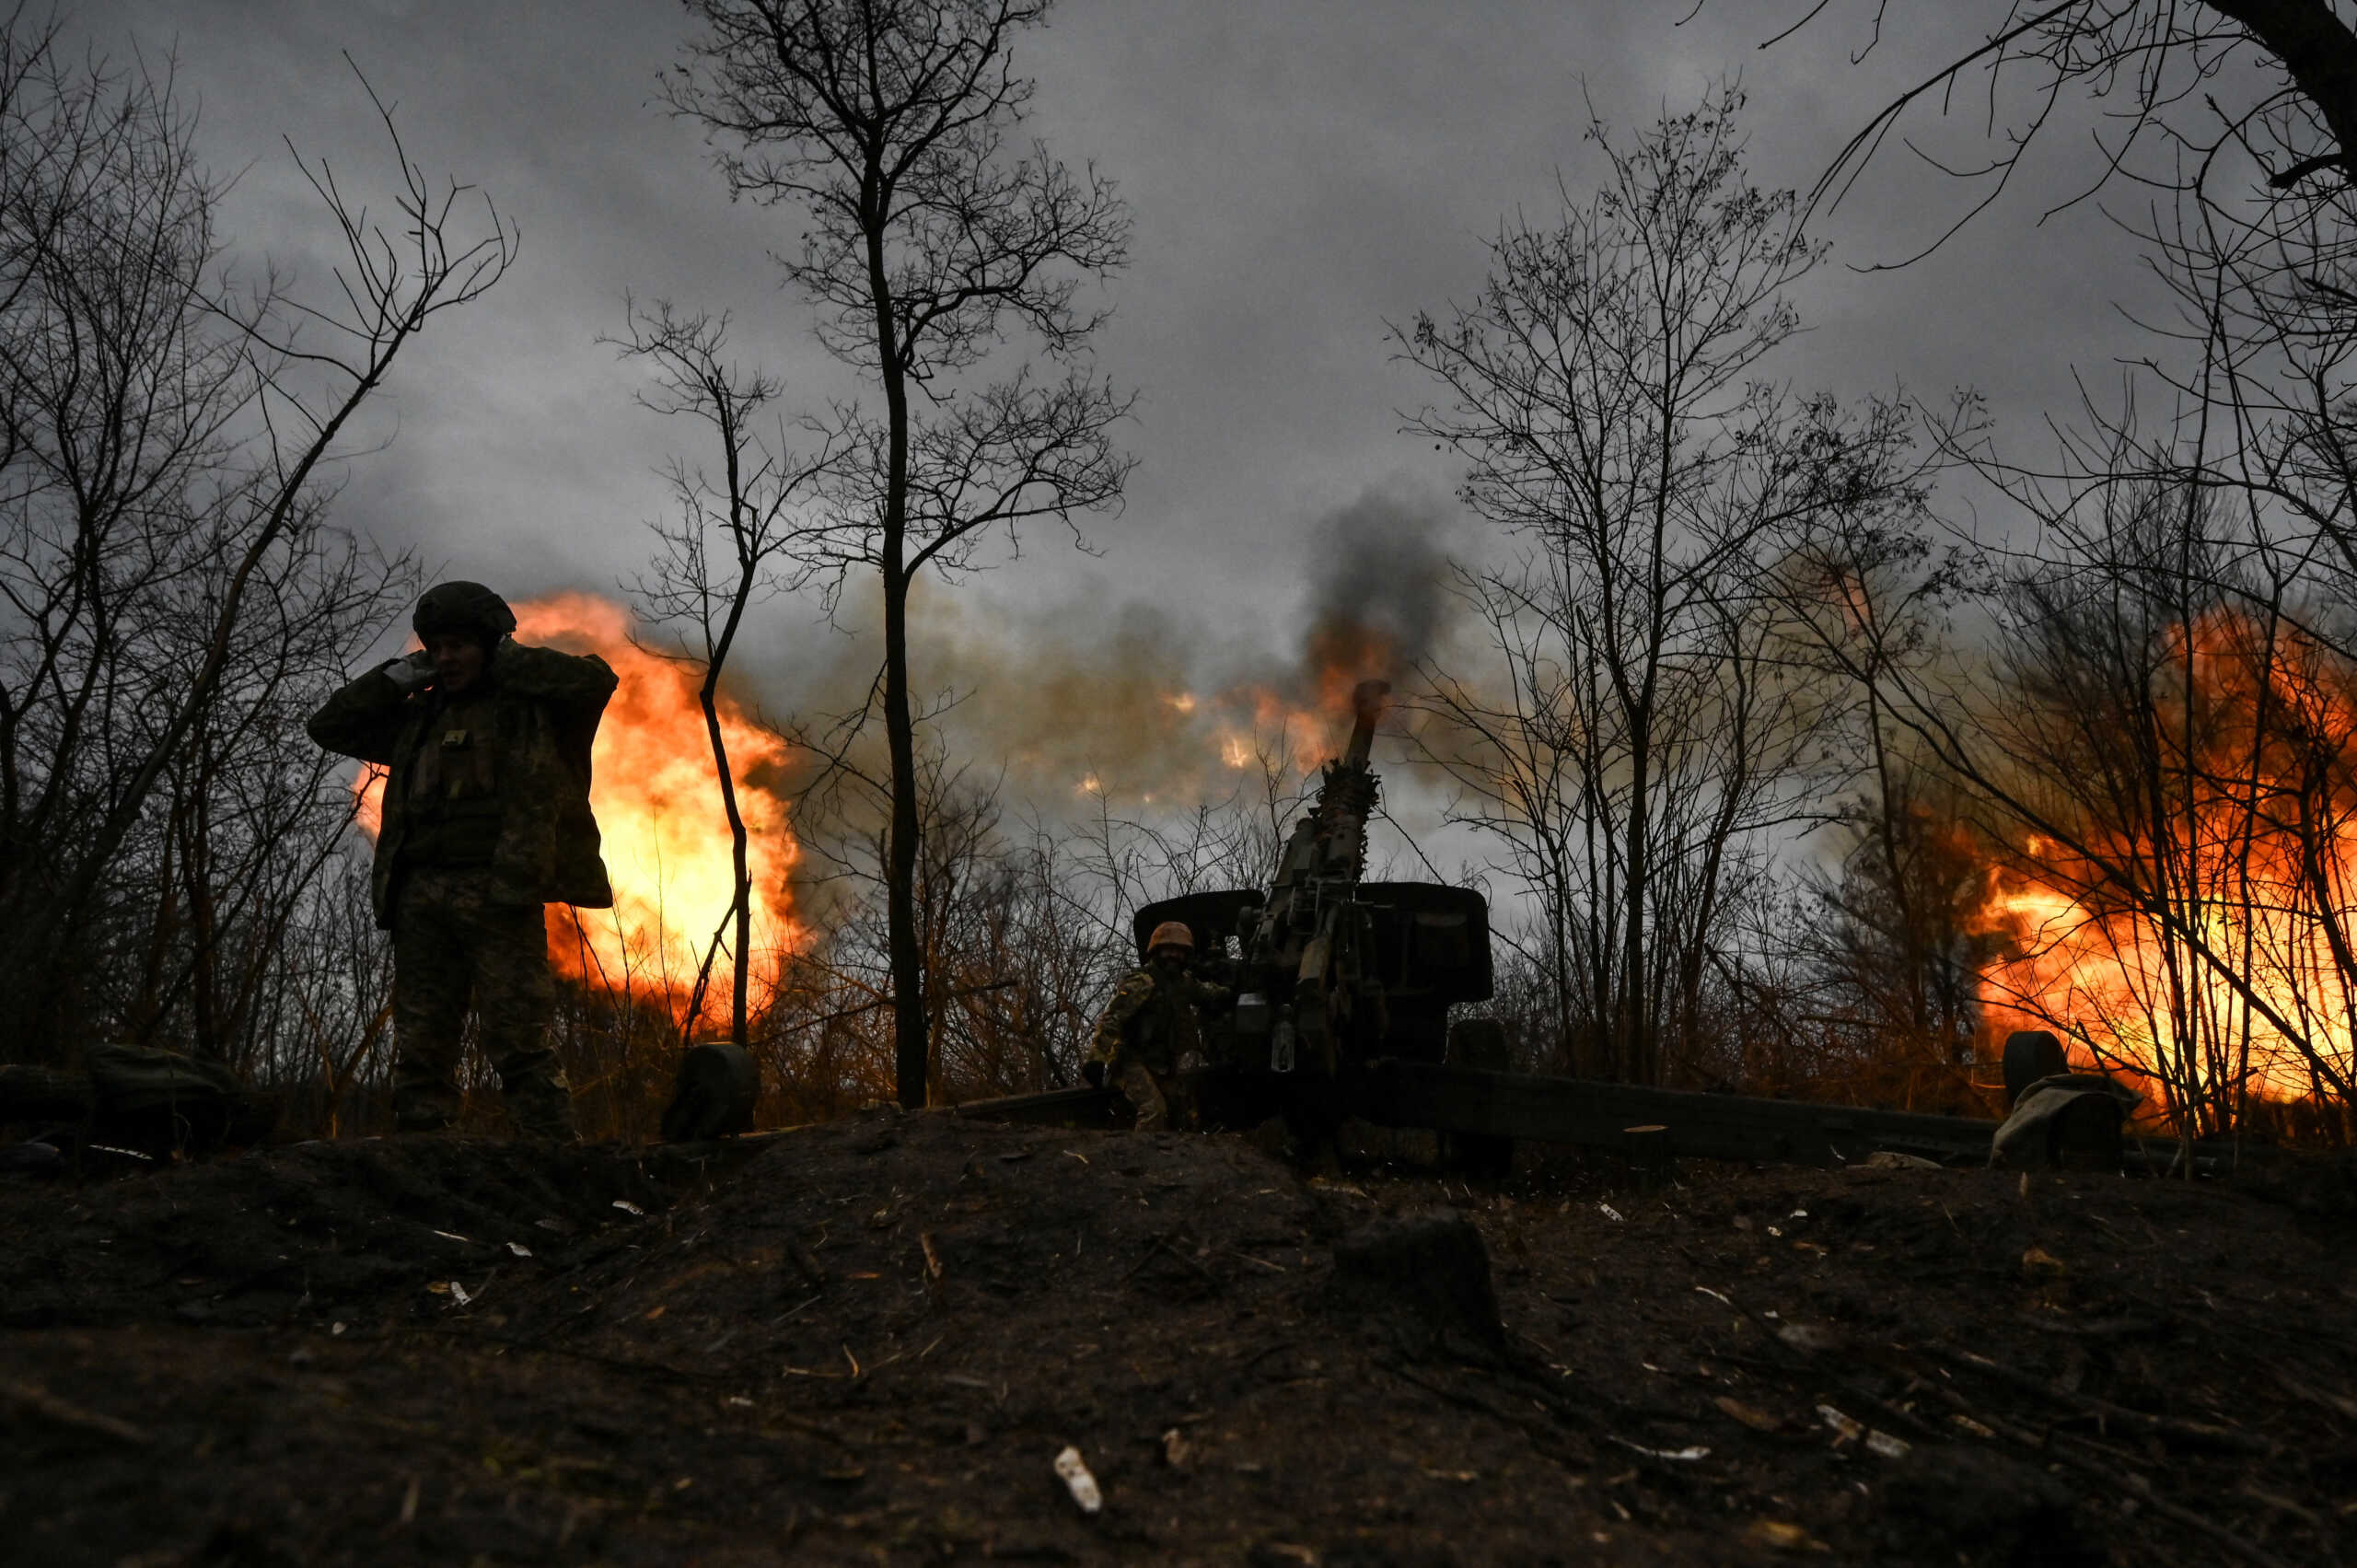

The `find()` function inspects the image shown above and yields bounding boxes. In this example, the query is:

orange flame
[1969,610,2357,1109]
[353,592,803,1028]
[1201,621,1400,781]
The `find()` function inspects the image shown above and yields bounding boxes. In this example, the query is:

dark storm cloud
[57,0,2179,731]
[75,0,828,602]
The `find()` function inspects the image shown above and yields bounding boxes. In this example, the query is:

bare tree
[1788,3,2357,242]
[122,532,414,1064]
[1398,89,1928,1085]
[1060,725,1315,937]
[260,857,397,1134]
[1780,461,2357,1132]
[666,0,1133,1107]
[1758,500,2001,1106]
[613,297,833,1047]
[0,17,510,1055]
[1747,3,2357,1138]
[766,702,1326,1110]
[1982,486,2357,1130]
[1781,3,2357,634]
[1797,767,2003,1109]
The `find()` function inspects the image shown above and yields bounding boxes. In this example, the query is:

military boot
[391,1077,460,1133]
[503,1074,577,1144]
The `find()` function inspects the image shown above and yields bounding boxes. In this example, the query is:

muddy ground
[3,1113,2353,1567]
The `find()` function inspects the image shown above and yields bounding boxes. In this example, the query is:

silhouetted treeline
[10,7,2357,1153]
[0,13,506,1088]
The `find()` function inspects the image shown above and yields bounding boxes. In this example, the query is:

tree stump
[1623,1123,1673,1190]
[1328,1208,1508,1365]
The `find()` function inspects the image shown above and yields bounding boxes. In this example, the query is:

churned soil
[2,1110,2353,1566]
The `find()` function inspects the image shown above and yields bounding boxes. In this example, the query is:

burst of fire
[1201,619,1400,780]
[1976,842,2355,1106]
[1969,611,2357,1108]
[352,592,803,1028]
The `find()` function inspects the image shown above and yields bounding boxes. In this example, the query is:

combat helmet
[412,580,517,643]
[1146,921,1195,957]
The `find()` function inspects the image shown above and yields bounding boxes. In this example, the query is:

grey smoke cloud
[857,482,1474,813]
[1300,487,1458,695]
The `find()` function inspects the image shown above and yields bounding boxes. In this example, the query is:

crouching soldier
[308,582,617,1140]
[1086,922,1230,1132]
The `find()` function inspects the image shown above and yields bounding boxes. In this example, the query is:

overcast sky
[73,1,2166,817]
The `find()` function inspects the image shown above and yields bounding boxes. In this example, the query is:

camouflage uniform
[308,587,616,1138]
[1087,958,1230,1132]
[389,867,564,1133]
[310,643,617,931]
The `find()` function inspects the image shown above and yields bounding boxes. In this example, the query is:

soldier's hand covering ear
[1083,1061,1106,1088]
[381,650,435,694]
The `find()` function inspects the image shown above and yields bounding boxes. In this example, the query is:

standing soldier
[1086,922,1230,1132]
[308,582,617,1140]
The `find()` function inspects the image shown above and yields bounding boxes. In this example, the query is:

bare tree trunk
[668,1,1132,1107]
[870,201,930,1109]
[696,676,753,1048]
[884,574,928,1106]
[614,299,833,1053]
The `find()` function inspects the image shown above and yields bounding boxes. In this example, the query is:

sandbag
[1990,1073,2140,1170]
[85,1042,247,1151]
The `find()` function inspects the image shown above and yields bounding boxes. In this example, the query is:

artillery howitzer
[1143,679,1504,1156]
[960,686,2245,1177]
[958,679,1506,1163]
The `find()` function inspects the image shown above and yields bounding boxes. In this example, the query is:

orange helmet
[1146,921,1195,956]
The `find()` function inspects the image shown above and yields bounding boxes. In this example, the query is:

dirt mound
[1325,1208,1511,1365]
[3,1114,2352,1565]
[0,1134,706,1330]
[496,1110,1332,1391]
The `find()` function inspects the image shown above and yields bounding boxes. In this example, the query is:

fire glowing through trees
[353,592,803,1028]
[1968,611,2357,1115]
[1977,845,2357,1109]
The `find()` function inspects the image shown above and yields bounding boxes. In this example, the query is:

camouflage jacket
[1089,960,1232,1074]
[307,639,617,927]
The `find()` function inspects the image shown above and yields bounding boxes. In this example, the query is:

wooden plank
[949,1086,1132,1130]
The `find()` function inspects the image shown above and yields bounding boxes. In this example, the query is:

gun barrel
[1343,679,1389,768]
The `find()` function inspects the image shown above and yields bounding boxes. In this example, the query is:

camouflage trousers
[391,866,574,1139]
[1112,1059,1192,1133]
